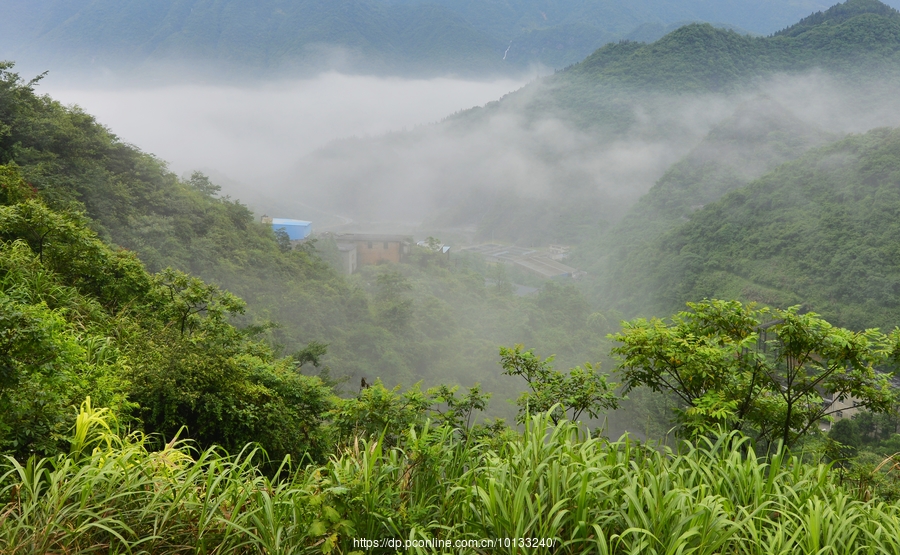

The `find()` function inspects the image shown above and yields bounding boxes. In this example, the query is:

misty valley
[7,1,900,553]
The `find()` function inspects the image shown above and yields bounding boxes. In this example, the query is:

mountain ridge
[4,0,879,79]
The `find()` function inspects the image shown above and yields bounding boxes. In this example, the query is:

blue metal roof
[270,218,312,240]
[271,218,311,226]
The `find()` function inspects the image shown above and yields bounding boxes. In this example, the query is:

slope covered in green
[610,127,900,330]
[0,164,335,462]
[557,1,900,331]
[540,0,900,128]
[581,96,835,310]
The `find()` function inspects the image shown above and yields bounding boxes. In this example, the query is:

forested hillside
[581,96,835,311]
[546,0,900,122]
[601,128,900,330]
[0,61,617,428]
[579,2,900,328]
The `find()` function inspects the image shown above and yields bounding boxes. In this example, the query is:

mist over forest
[9,1,900,553]
[277,72,900,229]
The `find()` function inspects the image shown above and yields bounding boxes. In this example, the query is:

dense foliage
[8,408,900,554]
[612,299,898,447]
[0,164,336,462]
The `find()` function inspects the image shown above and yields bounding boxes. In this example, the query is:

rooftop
[271,218,311,226]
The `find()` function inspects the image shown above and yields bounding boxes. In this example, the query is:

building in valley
[337,242,358,275]
[261,215,312,241]
[334,234,413,273]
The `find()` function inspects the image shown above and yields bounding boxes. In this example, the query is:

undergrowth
[4,400,900,554]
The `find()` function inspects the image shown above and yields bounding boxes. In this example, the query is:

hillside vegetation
[0,61,617,423]
[602,127,900,330]
[546,0,900,126]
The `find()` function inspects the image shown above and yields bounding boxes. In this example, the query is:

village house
[335,234,413,273]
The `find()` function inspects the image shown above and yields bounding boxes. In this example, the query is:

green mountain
[557,0,900,108]
[562,1,900,330]
[775,0,900,35]
[443,0,900,136]
[606,127,900,330]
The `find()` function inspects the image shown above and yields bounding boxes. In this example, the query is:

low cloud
[277,85,737,228]
[39,72,528,185]
[273,70,900,237]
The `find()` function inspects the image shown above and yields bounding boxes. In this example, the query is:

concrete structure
[335,234,412,270]
[513,256,576,278]
[819,395,862,432]
[548,244,571,261]
[337,243,358,275]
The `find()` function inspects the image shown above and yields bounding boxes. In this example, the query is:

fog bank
[269,71,900,242]
[40,73,528,185]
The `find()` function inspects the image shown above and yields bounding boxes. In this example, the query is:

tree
[373,269,413,331]
[488,264,513,296]
[430,383,492,435]
[188,171,221,198]
[424,236,440,250]
[611,299,898,447]
[499,344,618,425]
[151,268,246,337]
[274,228,292,252]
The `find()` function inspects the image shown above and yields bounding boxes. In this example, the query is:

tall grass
[5,405,900,554]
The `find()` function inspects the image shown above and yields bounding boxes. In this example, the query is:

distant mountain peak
[565,0,900,93]
[774,0,900,37]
